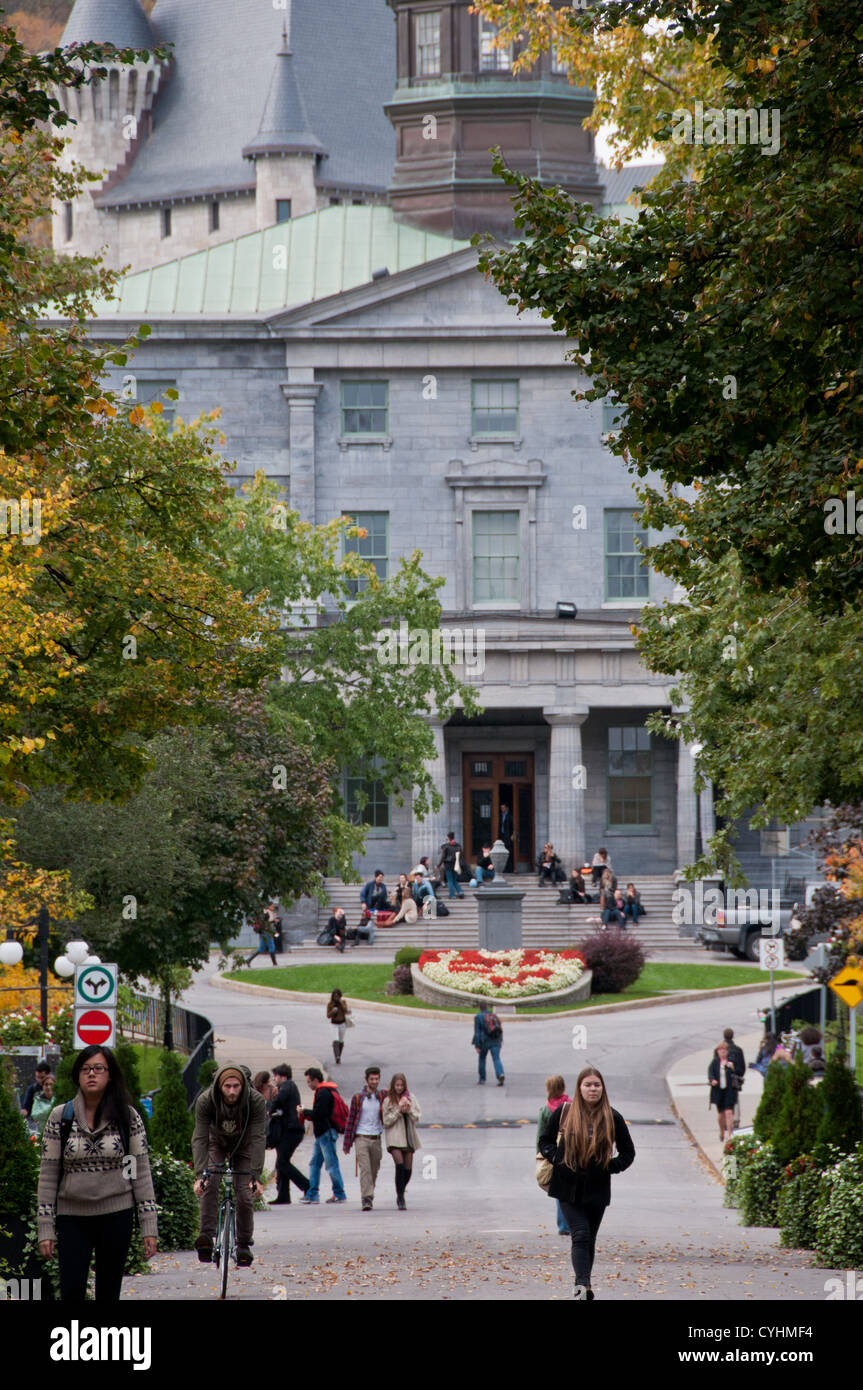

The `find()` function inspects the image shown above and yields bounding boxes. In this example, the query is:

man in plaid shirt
[343,1066,388,1211]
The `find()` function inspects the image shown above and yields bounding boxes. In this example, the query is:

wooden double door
[462,752,535,873]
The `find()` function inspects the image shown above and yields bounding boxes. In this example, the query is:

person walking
[37,1045,158,1301]
[538,1066,636,1300]
[28,1072,56,1137]
[267,1064,309,1205]
[327,989,351,1065]
[343,1066,387,1211]
[438,832,465,899]
[246,911,278,967]
[473,1000,505,1085]
[20,1059,51,1120]
[298,1068,347,1204]
[499,803,514,872]
[536,1075,571,1236]
[708,1041,739,1143]
[193,1062,267,1267]
[382,1072,421,1210]
[722,1027,746,1129]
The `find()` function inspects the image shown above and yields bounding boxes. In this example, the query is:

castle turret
[53,0,168,267]
[385,0,603,239]
[242,22,328,228]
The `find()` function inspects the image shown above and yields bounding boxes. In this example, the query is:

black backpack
[483,1012,502,1040]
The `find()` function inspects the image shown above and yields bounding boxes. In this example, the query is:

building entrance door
[462,753,535,873]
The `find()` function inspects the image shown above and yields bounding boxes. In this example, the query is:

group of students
[19,1058,57,1136]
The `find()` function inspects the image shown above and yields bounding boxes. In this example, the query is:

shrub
[197,1057,218,1092]
[815,1047,863,1153]
[753,1059,789,1143]
[777,1157,822,1249]
[770,1053,823,1165]
[391,964,413,995]
[125,1149,198,1272]
[0,1059,39,1222]
[394,946,425,967]
[738,1141,784,1226]
[149,1050,192,1162]
[579,930,647,994]
[814,1148,863,1268]
[722,1133,759,1208]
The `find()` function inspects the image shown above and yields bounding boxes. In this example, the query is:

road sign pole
[851,1004,858,1075]
[770,967,776,1034]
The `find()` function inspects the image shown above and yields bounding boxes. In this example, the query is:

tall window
[275,198,292,223]
[210,201,220,232]
[343,511,389,595]
[340,381,388,435]
[160,207,172,239]
[415,11,442,76]
[479,17,512,71]
[109,69,120,119]
[135,379,177,429]
[345,763,390,828]
[602,396,627,437]
[551,42,569,74]
[472,510,520,604]
[472,379,519,434]
[127,69,138,113]
[604,509,649,600]
[608,727,652,827]
[63,202,74,242]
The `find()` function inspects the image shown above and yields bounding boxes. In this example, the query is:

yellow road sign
[828,965,863,1010]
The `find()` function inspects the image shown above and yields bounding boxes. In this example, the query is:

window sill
[601,599,649,609]
[605,826,656,835]
[338,435,392,451]
[468,434,522,451]
[472,601,521,611]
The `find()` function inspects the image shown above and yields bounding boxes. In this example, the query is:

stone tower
[385,0,603,238]
[242,20,328,229]
[52,0,168,268]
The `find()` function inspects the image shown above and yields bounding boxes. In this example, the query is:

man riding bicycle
[193,1062,266,1267]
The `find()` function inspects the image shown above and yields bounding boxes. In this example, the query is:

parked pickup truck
[698,895,796,961]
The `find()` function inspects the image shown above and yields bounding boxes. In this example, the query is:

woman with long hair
[382,1072,421,1210]
[538,1065,635,1300]
[326,988,351,1065]
[253,1070,277,1102]
[37,1045,158,1301]
[391,873,419,925]
[536,1075,571,1236]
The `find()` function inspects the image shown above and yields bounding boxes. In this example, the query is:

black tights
[557,1200,606,1287]
[56,1209,135,1302]
[389,1148,414,1172]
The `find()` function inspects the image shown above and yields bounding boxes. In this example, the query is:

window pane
[343,511,389,595]
[472,511,520,603]
[346,770,390,828]
[605,509,649,600]
[341,381,388,434]
[472,379,519,433]
[415,11,441,76]
[479,17,512,71]
[608,728,652,826]
[135,379,176,428]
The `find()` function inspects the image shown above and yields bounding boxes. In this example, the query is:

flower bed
[418,948,587,999]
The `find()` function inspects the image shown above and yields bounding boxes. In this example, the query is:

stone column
[698,779,715,857]
[543,708,589,872]
[281,371,321,524]
[412,718,449,865]
[676,737,698,871]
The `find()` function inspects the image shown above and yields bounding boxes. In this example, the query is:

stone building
[53,0,817,890]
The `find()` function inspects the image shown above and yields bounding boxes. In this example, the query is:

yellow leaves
[150,400,163,415]
[128,405,145,425]
[666,260,681,278]
[7,130,22,145]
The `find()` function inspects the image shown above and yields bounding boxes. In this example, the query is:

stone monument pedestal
[475,886,526,949]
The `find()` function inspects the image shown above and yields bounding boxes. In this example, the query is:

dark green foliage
[814,1148,863,1268]
[580,930,647,994]
[0,1060,39,1220]
[197,1057,218,1092]
[738,1143,783,1227]
[777,1158,821,1250]
[753,1059,789,1142]
[815,1047,863,1153]
[149,1050,192,1162]
[125,1150,198,1272]
[391,964,413,995]
[394,946,425,966]
[770,1053,823,1165]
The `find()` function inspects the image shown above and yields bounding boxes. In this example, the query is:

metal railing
[127,992,214,1108]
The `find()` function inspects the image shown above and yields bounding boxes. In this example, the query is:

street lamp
[0,912,90,1026]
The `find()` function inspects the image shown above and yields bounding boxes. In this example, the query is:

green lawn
[222,961,801,1014]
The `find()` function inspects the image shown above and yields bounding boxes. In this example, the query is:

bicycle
[200,1162,256,1300]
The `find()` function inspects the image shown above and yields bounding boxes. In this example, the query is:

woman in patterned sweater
[37,1044,158,1301]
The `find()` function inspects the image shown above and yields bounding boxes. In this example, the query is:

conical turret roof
[61,0,157,49]
[242,27,327,160]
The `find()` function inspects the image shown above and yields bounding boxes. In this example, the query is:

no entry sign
[73,1008,116,1050]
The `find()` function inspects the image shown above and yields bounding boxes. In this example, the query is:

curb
[209,971,807,1021]
[667,1092,725,1182]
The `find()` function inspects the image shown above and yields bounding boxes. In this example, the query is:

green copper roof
[92,204,471,317]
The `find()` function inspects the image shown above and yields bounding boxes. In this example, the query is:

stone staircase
[300,874,697,952]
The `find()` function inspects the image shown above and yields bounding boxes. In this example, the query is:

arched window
[92,73,102,120]
[145,69,154,103]
[109,69,120,119]
[127,69,138,114]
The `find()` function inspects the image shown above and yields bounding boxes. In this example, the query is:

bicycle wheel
[220,1200,231,1300]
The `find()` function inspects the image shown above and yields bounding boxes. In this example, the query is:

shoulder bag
[536,1102,569,1191]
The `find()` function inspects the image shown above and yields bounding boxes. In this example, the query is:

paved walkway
[667,1033,764,1174]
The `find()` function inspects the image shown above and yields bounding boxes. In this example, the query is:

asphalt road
[124,964,841,1303]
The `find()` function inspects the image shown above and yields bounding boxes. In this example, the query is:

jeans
[56,1208,134,1302]
[475,867,495,884]
[477,1043,504,1081]
[556,1199,570,1234]
[199,1142,256,1246]
[602,908,626,928]
[624,901,643,922]
[276,1130,309,1201]
[558,1199,605,1286]
[307,1127,346,1200]
[446,868,464,898]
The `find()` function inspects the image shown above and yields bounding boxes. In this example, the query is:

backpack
[482,1011,502,1040]
[318,1081,349,1134]
[436,901,449,917]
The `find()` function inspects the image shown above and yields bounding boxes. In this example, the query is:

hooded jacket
[192,1061,267,1179]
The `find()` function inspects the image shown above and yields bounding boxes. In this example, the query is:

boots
[395,1163,407,1210]
[332,1040,343,1064]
